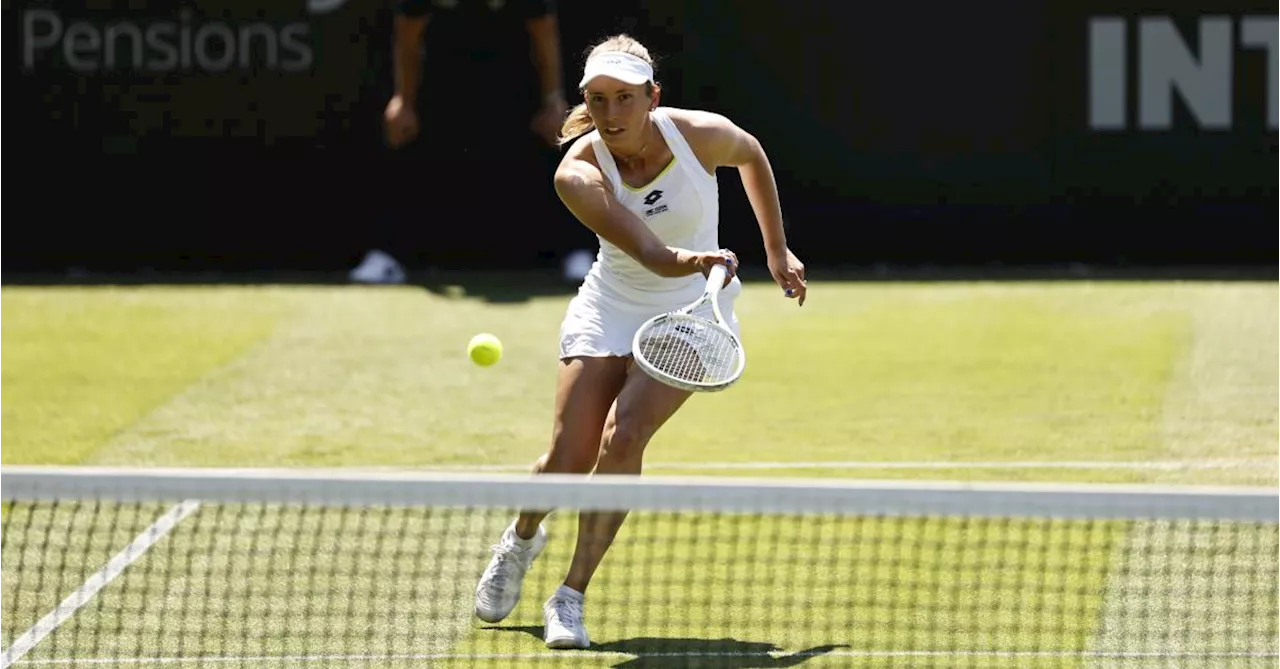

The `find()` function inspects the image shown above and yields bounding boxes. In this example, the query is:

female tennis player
[473,34,807,649]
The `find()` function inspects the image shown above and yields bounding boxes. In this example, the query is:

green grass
[2,279,1277,667]
[2,281,1275,484]
[2,288,292,464]
[680,285,1184,466]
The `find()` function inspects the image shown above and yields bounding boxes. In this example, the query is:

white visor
[578,51,654,89]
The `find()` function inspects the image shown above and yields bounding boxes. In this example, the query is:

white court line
[1,501,202,669]
[389,459,1275,472]
[11,650,1279,664]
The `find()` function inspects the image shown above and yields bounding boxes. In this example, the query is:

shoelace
[549,597,584,628]
[479,544,522,594]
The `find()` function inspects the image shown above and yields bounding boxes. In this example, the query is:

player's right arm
[385,1,430,147]
[553,152,734,280]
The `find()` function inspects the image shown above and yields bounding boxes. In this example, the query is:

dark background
[4,0,1276,278]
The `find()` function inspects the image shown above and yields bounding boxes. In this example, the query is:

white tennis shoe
[348,249,405,284]
[543,587,590,649]
[474,521,547,623]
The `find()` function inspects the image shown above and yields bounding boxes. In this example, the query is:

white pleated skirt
[557,277,743,360]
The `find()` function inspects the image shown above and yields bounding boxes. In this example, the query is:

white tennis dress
[558,107,742,360]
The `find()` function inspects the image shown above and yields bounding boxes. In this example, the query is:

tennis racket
[631,263,746,392]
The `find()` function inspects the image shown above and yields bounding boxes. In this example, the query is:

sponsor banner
[12,0,381,148]
[4,0,1274,270]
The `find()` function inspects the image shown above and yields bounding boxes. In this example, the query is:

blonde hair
[557,34,657,147]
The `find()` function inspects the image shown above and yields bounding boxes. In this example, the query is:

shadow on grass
[412,270,583,304]
[2,264,1274,305]
[0,269,584,304]
[484,625,849,668]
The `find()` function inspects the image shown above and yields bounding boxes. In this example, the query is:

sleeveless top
[577,107,728,308]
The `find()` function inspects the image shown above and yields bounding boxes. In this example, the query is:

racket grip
[706,263,729,295]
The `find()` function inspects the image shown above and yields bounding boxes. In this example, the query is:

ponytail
[558,102,594,147]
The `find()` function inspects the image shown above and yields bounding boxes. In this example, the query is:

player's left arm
[678,110,807,306]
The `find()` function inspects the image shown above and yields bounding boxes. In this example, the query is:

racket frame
[631,263,746,393]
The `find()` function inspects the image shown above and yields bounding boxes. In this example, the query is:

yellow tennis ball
[467,333,503,367]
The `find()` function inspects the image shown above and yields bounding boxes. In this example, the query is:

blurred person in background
[350,0,568,283]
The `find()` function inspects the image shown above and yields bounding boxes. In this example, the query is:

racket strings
[636,316,740,385]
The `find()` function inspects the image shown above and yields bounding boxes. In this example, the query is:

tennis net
[2,466,1276,668]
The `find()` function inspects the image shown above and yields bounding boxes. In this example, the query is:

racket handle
[706,263,729,296]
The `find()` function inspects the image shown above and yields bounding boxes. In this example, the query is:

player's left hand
[531,93,569,147]
[767,247,806,306]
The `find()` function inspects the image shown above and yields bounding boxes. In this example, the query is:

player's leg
[543,363,692,648]
[569,363,692,588]
[516,356,630,534]
[475,356,628,623]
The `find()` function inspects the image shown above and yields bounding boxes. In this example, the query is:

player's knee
[600,421,650,464]
[545,437,597,474]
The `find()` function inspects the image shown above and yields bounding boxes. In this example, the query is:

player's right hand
[690,249,738,288]
[384,95,419,149]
